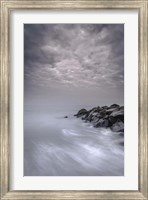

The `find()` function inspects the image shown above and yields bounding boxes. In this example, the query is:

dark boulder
[96,106,101,111]
[108,116,117,125]
[99,109,106,117]
[86,113,94,122]
[110,104,120,108]
[92,114,101,124]
[81,111,90,120]
[84,108,99,121]
[110,109,124,122]
[64,116,68,118]
[74,108,88,118]
[103,115,109,119]
[92,117,100,125]
[106,107,119,115]
[90,107,98,113]
[119,106,124,111]
[95,118,109,128]
[101,105,108,110]
[74,105,124,131]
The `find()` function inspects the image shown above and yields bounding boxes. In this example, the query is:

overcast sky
[24,24,124,107]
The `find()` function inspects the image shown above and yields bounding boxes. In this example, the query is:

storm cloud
[24,24,124,106]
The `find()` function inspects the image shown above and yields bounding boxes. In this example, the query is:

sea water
[24,106,124,176]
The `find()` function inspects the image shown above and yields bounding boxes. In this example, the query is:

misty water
[24,106,124,176]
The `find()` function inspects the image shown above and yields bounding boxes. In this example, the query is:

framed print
[0,0,147,200]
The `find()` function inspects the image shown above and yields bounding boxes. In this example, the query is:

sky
[24,24,124,107]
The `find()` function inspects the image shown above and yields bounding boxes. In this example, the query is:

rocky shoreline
[74,104,124,133]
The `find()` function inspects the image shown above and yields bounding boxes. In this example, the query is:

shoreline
[74,104,124,134]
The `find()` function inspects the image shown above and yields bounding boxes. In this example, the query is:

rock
[120,106,124,110]
[103,115,109,119]
[101,106,108,110]
[99,109,106,117]
[111,121,124,132]
[90,107,98,113]
[92,114,101,124]
[96,106,101,111]
[110,109,124,122]
[74,105,124,131]
[82,113,89,120]
[92,113,101,120]
[92,117,100,125]
[83,108,99,121]
[106,107,119,115]
[95,118,109,128]
[86,113,93,122]
[64,116,68,118]
[108,116,117,125]
[74,108,88,118]
[110,104,120,108]
[77,108,87,114]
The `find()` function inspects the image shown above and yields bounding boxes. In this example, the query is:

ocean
[24,106,124,176]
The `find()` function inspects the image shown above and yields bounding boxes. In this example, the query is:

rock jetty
[74,104,124,133]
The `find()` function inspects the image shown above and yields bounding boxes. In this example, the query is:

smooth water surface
[24,106,124,176]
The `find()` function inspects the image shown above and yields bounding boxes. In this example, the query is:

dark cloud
[24,24,124,105]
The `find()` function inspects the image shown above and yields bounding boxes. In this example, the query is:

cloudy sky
[24,24,124,107]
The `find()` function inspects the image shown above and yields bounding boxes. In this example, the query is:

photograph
[24,24,124,176]
[1,0,148,198]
